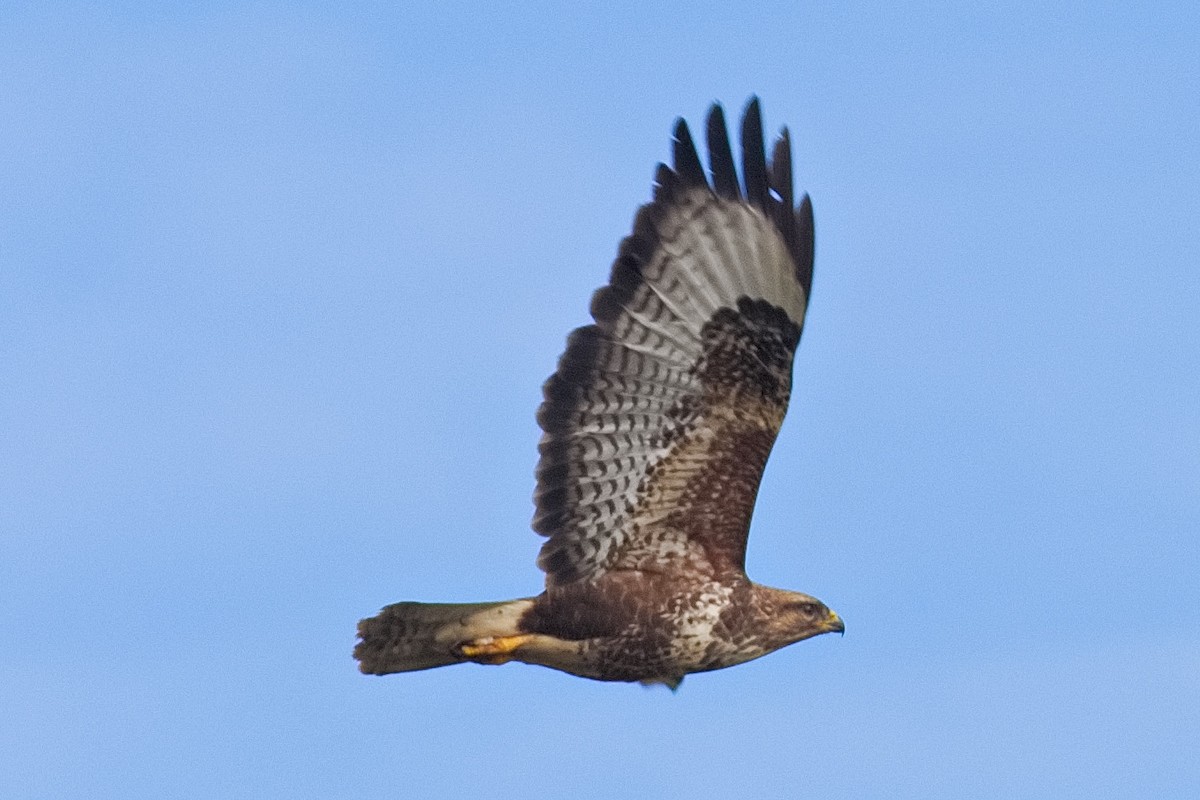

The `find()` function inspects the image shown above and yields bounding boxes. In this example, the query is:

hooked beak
[824,610,845,636]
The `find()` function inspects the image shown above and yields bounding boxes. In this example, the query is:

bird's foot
[458,634,532,665]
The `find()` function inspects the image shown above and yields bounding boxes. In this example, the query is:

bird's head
[757,587,844,646]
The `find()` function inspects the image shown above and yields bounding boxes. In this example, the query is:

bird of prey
[355,98,843,689]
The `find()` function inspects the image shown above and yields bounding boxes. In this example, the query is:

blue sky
[3,3,1198,798]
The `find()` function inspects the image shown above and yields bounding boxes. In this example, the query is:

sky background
[3,3,1198,798]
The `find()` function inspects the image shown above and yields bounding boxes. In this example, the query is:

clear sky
[3,3,1198,798]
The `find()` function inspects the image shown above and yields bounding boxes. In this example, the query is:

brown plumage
[355,98,843,689]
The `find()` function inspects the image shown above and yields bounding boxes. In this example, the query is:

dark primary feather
[533,98,815,586]
[706,104,740,200]
[671,119,706,188]
[740,97,769,210]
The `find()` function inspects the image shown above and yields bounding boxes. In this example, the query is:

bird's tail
[354,598,536,675]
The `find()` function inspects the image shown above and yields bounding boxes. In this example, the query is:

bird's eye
[793,602,819,618]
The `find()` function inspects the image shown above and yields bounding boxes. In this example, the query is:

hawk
[355,98,843,689]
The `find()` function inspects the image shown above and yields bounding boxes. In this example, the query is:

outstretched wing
[533,98,815,587]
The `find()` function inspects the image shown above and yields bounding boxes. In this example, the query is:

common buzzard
[355,99,843,689]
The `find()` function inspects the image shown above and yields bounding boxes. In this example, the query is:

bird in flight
[355,98,842,689]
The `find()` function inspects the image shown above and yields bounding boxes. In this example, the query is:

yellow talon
[459,635,532,664]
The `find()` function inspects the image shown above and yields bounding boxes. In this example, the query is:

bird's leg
[457,634,533,665]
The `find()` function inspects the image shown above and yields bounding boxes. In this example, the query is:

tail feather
[355,599,534,675]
